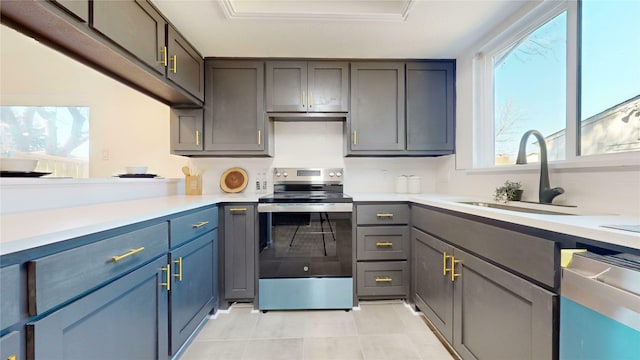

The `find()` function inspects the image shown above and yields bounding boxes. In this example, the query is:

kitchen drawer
[356,204,410,225]
[357,261,409,297]
[28,222,168,315]
[356,226,409,260]
[170,206,218,248]
[1,331,21,360]
[1,264,21,329]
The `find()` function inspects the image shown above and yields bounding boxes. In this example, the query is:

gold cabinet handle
[192,221,209,229]
[170,55,177,73]
[309,91,313,108]
[173,256,183,281]
[376,213,394,218]
[443,252,453,276]
[258,130,261,145]
[376,242,393,247]
[353,130,357,145]
[229,208,247,213]
[161,264,171,290]
[375,277,393,283]
[159,46,167,66]
[196,130,200,145]
[302,91,306,107]
[111,247,145,262]
[8,355,17,360]
[451,257,462,282]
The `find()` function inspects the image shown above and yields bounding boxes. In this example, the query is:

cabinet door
[167,26,205,101]
[308,62,349,112]
[27,257,169,360]
[1,331,21,360]
[51,0,89,22]
[170,232,216,355]
[412,228,454,342]
[452,248,555,360]
[223,205,255,300]
[170,108,203,151]
[406,62,455,153]
[205,60,266,152]
[350,62,405,151]
[92,0,166,75]
[266,61,307,112]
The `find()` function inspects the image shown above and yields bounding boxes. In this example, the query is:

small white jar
[408,175,421,194]
[395,175,408,193]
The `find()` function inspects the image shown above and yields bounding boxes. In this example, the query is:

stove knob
[329,172,335,177]
[336,172,342,177]
[276,172,281,177]
[283,172,288,177]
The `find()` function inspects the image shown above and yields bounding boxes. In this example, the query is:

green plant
[494,180,523,203]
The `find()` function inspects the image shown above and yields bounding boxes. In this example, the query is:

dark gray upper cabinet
[170,108,203,151]
[406,61,455,153]
[204,60,271,155]
[266,61,348,112]
[349,62,406,152]
[167,26,205,101]
[92,0,166,76]
[223,205,256,301]
[51,0,89,22]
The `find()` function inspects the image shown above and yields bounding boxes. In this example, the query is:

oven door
[258,203,352,279]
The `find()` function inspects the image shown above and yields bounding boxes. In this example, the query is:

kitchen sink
[457,202,576,215]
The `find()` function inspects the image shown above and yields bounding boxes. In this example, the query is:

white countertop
[352,193,640,251]
[1,192,638,257]
[0,194,259,256]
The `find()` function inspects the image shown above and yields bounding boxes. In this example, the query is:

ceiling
[150,0,533,59]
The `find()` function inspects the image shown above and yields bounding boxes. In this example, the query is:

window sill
[466,152,640,174]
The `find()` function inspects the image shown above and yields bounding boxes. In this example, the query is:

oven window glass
[259,212,352,278]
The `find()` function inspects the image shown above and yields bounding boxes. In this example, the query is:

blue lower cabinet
[27,257,170,360]
[1,331,21,360]
[170,232,217,355]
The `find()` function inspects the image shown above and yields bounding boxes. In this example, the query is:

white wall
[445,3,640,217]
[0,25,186,179]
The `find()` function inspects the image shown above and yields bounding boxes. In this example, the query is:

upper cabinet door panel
[205,60,265,151]
[406,62,455,152]
[92,0,165,75]
[350,62,405,151]
[266,61,307,112]
[170,108,203,151]
[308,62,349,112]
[167,26,205,101]
[51,0,89,22]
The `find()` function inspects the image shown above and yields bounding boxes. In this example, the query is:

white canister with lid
[395,175,408,193]
[408,175,421,193]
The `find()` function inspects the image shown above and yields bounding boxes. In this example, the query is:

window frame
[472,0,639,170]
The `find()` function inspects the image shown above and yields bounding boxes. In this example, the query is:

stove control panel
[273,168,344,184]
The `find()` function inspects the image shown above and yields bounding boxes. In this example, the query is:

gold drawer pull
[376,242,393,247]
[173,257,183,281]
[229,208,247,213]
[192,221,209,228]
[8,355,17,360]
[111,247,145,262]
[451,258,462,282]
[161,264,171,290]
[375,277,393,283]
[376,213,394,218]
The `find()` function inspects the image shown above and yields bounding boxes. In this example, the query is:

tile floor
[180,301,456,360]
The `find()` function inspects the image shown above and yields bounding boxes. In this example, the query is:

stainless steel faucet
[515,130,564,204]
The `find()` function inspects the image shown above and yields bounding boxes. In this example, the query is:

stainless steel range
[257,168,353,310]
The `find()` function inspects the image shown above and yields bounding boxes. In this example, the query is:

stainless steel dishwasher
[560,252,640,359]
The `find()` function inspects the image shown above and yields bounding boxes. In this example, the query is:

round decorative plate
[220,167,248,193]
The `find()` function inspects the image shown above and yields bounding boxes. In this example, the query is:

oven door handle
[257,203,353,213]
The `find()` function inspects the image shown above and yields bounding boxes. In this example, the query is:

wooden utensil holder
[185,175,202,195]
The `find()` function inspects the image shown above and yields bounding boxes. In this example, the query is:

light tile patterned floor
[180,301,456,360]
